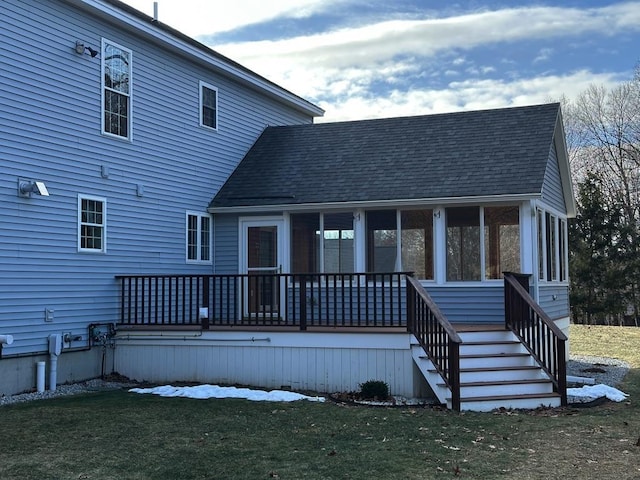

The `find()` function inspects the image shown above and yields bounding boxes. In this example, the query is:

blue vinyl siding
[424,285,505,324]
[538,284,570,320]
[213,214,239,274]
[541,144,567,214]
[0,0,313,356]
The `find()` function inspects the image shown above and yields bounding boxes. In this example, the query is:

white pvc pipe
[567,375,596,385]
[36,361,46,393]
[0,334,13,345]
[49,354,58,391]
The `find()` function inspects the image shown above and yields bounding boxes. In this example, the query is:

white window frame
[78,195,107,253]
[186,212,212,264]
[101,38,132,140]
[444,205,521,283]
[199,81,218,131]
[537,207,568,284]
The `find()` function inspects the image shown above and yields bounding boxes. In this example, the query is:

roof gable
[211,103,569,210]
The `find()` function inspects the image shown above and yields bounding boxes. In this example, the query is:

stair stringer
[411,343,449,405]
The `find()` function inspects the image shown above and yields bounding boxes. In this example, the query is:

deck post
[449,337,461,412]
[406,275,415,332]
[299,275,307,331]
[557,336,567,406]
[201,276,210,330]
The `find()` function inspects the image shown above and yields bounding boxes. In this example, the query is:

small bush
[359,380,390,400]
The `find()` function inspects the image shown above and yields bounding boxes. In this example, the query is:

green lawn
[1,325,639,479]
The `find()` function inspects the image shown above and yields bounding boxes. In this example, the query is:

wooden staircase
[412,326,562,412]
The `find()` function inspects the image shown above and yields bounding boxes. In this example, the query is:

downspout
[48,334,62,391]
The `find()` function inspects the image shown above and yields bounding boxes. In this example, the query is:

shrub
[359,380,390,400]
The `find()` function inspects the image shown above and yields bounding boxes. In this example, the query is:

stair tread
[460,352,530,359]
[458,392,561,402]
[427,365,542,373]
[462,340,519,346]
[459,365,542,373]
[440,378,552,388]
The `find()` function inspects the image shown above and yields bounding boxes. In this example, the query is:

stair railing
[503,272,567,406]
[406,275,462,411]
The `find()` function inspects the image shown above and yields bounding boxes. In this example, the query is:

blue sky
[122,0,640,121]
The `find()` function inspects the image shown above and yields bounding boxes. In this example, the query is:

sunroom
[115,103,575,410]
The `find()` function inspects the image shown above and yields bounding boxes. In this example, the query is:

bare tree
[565,65,640,324]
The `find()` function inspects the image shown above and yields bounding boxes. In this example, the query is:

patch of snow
[567,384,629,403]
[129,384,325,403]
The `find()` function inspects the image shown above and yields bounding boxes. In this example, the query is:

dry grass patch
[570,324,640,367]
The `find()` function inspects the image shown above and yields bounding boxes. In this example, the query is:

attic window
[200,81,218,130]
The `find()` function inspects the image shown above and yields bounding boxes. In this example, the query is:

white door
[241,219,285,318]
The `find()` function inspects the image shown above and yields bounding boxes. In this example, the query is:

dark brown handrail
[503,273,567,406]
[406,276,462,411]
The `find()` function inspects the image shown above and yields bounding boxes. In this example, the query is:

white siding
[114,331,421,397]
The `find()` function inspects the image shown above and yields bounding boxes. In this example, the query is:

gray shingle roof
[210,103,561,209]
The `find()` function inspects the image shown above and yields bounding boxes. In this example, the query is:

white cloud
[215,2,640,70]
[317,70,626,122]
[534,48,554,63]
[119,1,638,122]
[121,0,348,35]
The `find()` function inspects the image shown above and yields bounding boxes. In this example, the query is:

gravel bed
[566,354,630,387]
[0,378,138,407]
[0,355,631,408]
[566,354,631,405]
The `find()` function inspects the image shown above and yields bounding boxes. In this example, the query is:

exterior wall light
[75,41,99,57]
[18,179,49,198]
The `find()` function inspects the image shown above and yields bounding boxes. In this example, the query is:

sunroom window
[484,206,520,279]
[446,207,481,281]
[365,210,434,279]
[290,213,319,273]
[366,211,397,272]
[290,213,353,273]
[401,210,433,280]
[323,213,354,273]
[446,206,520,281]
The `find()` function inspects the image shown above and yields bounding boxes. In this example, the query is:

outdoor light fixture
[18,179,49,198]
[75,41,99,58]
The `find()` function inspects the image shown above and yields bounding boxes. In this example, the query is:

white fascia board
[208,193,541,214]
[65,0,324,118]
[554,110,577,218]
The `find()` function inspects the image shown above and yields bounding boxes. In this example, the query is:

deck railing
[115,272,410,330]
[406,275,462,411]
[503,272,567,406]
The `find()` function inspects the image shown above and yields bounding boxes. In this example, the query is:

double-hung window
[199,81,218,130]
[102,39,132,139]
[78,195,106,253]
[186,213,211,263]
